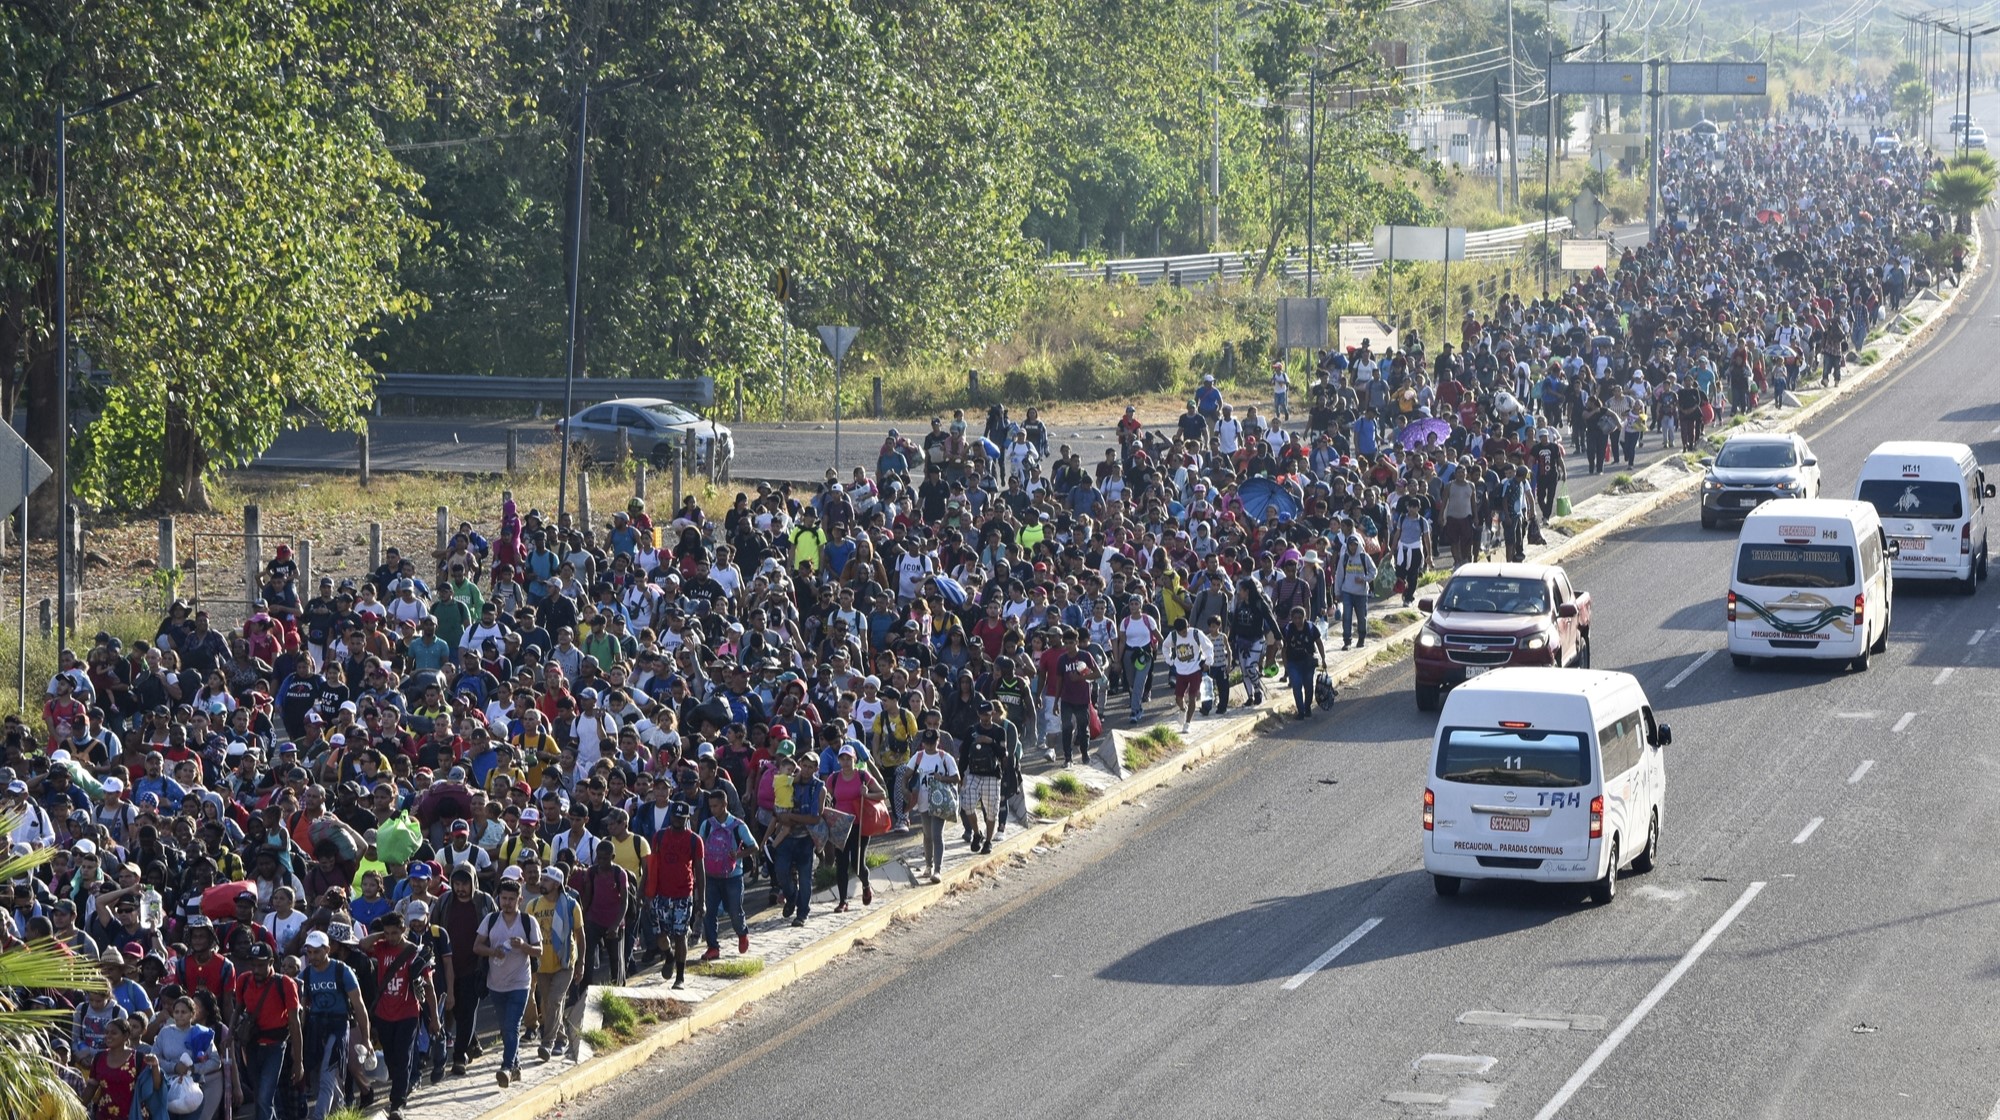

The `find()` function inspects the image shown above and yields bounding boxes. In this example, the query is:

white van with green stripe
[1727,499,1894,672]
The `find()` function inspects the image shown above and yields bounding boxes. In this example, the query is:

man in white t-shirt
[1162,617,1214,731]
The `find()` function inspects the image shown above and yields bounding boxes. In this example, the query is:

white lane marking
[1893,711,1916,733]
[1664,649,1717,690]
[1413,1053,1498,1075]
[1531,882,1767,1120]
[1793,817,1825,845]
[1848,760,1875,784]
[1987,1090,2000,1120]
[1974,630,1989,645]
[1460,1010,1607,1031]
[1936,667,1956,686]
[1281,917,1383,990]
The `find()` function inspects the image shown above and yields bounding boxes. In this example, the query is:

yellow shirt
[603,832,650,880]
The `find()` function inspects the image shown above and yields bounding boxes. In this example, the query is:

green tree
[1893,78,1932,138]
[1930,164,1995,233]
[0,0,503,513]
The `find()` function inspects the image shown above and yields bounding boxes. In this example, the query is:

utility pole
[1646,58,1664,236]
[1508,0,1520,208]
[1494,75,1505,211]
[1600,11,1610,134]
[1211,1,1222,248]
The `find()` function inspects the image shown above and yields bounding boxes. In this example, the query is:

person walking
[431,866,492,1079]
[826,748,885,912]
[1499,466,1532,563]
[575,844,632,985]
[1112,596,1160,725]
[1333,529,1376,651]
[527,865,587,1058]
[697,789,756,960]
[1052,629,1098,766]
[232,943,302,1120]
[360,910,440,1120]
[959,702,1013,854]
[908,729,960,883]
[1162,617,1214,731]
[473,876,539,1088]
[1279,606,1328,719]
[770,751,825,928]
[1227,579,1280,702]
[1390,498,1432,607]
[644,803,704,986]
[298,929,371,1120]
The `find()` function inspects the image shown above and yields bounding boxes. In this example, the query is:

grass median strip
[1034,771,1095,817]
[1123,725,1184,771]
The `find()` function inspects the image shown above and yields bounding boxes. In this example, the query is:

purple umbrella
[1399,416,1452,449]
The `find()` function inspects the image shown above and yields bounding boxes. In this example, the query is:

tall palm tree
[1931,165,1997,233]
[0,823,102,1120]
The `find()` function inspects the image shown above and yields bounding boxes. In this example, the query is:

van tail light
[1964,522,1974,556]
[1853,592,1865,630]
[1726,590,1737,623]
[1423,788,1435,831]
[1589,795,1604,839]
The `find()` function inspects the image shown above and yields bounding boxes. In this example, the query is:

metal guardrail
[374,373,715,407]
[1043,218,1575,286]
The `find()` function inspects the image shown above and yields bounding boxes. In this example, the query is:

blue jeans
[304,1017,348,1120]
[703,874,747,948]
[1340,591,1369,646]
[488,986,529,1073]
[1286,657,1317,714]
[245,1041,287,1120]
[772,835,816,919]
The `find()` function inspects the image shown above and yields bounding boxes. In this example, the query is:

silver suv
[1699,432,1821,529]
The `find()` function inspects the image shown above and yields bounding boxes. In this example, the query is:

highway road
[562,208,2000,1115]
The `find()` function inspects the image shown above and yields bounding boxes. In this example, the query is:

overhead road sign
[1666,62,1767,96]
[1371,225,1466,263]
[1550,62,1645,96]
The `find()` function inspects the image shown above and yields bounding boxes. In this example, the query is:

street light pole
[54,82,153,653]
[1306,59,1362,300]
[557,82,589,528]
[556,72,653,528]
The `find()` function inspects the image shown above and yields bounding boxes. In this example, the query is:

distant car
[1873,130,1902,154]
[1951,112,1972,133]
[1968,126,1988,150]
[557,397,733,477]
[1699,432,1820,529]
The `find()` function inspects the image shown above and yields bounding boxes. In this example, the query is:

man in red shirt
[174,917,236,1022]
[644,802,704,989]
[360,909,441,1120]
[234,942,303,1120]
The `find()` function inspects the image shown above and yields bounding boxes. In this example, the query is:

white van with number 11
[1423,668,1669,905]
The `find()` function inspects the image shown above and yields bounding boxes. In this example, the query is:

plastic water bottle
[142,886,163,930]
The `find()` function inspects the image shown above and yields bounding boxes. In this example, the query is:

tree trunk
[157,396,211,512]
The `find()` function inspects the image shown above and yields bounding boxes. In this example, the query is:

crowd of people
[0,106,1955,1120]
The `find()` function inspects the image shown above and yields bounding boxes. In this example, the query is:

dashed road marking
[1459,1010,1607,1031]
[1531,882,1767,1120]
[1848,760,1875,784]
[1281,917,1383,990]
[1664,649,1717,690]
[1413,1054,1499,1076]
[1974,630,1988,645]
[1936,667,1956,685]
[1893,712,1916,733]
[1793,817,1825,845]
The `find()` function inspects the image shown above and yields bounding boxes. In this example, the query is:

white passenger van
[1853,440,1992,593]
[1424,668,1668,905]
[1727,499,1892,671]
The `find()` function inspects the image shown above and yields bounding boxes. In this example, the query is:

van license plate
[1490,815,1531,832]
[1897,537,1926,551]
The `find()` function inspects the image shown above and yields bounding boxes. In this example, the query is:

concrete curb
[469,228,1982,1120]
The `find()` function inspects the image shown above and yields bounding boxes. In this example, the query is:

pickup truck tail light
[1589,795,1603,839]
[1423,788,1435,831]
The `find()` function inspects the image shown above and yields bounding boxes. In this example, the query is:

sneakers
[496,1070,511,1089]
[450,1062,466,1077]
[700,946,722,962]
[782,896,796,919]
[790,916,807,928]
[1043,748,1056,763]
[737,934,750,955]
[537,1046,550,1063]
[862,883,873,906]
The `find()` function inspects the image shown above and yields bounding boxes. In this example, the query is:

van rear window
[1857,479,1963,520]
[1436,728,1590,787]
[1734,544,1856,588]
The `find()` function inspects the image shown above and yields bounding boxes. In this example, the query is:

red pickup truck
[1412,562,1592,711]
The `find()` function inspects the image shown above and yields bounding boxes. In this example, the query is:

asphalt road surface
[563,207,2000,1115]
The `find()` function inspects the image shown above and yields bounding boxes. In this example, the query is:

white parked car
[558,397,733,476]
[1967,126,1988,150]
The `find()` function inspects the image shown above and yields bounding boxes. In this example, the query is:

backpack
[377,811,421,865]
[699,817,745,878]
